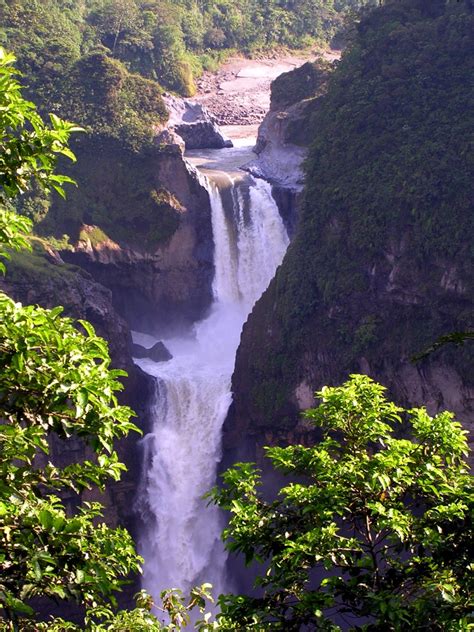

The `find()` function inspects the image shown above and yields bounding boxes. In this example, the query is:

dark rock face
[270,185,301,239]
[1,252,131,371]
[163,94,233,150]
[132,341,172,362]
[227,256,474,459]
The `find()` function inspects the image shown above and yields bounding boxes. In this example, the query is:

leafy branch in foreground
[412,331,474,362]
[211,375,473,631]
[0,46,81,274]
[0,293,141,623]
[0,48,82,202]
[0,46,218,630]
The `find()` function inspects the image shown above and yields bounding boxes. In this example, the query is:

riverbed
[194,50,338,125]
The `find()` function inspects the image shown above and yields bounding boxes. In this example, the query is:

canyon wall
[225,1,474,464]
[39,134,215,334]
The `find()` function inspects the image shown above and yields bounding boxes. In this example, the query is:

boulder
[162,94,233,150]
[154,128,185,154]
[132,341,173,362]
[174,121,233,150]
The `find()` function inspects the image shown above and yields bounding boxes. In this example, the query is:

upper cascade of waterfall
[134,138,289,606]
[209,175,289,311]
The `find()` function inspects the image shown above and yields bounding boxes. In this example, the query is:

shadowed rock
[163,94,232,150]
[132,341,173,362]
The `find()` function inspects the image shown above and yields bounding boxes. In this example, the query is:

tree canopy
[211,375,473,630]
[0,0,376,110]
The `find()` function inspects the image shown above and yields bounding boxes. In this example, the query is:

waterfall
[135,169,289,604]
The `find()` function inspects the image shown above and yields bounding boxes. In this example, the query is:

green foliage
[413,331,474,362]
[5,244,81,291]
[65,52,168,149]
[0,49,141,626]
[272,0,474,325]
[2,585,219,631]
[211,375,473,630]
[37,135,182,251]
[0,48,216,630]
[0,47,78,272]
[300,0,474,295]
[1,3,167,149]
[12,183,51,224]
[90,0,141,55]
[237,0,474,433]
[1,0,374,107]
[0,48,80,202]
[0,208,31,275]
[0,0,82,107]
[269,59,331,110]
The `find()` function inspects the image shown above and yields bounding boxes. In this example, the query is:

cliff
[243,60,331,190]
[0,243,154,532]
[37,134,214,334]
[227,0,474,461]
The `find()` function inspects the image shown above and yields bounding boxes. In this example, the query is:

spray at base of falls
[135,170,289,602]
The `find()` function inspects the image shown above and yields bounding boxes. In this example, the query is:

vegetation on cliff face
[35,136,182,251]
[269,59,331,111]
[213,376,473,630]
[0,47,217,631]
[232,0,474,433]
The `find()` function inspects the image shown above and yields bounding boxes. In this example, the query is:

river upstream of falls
[133,131,289,604]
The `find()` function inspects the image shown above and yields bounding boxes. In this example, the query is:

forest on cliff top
[0,0,376,245]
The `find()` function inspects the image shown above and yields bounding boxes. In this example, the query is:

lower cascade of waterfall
[134,164,289,604]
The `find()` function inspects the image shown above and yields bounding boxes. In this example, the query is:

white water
[135,158,289,603]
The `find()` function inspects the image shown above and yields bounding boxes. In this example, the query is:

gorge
[1,1,473,627]
[133,136,290,601]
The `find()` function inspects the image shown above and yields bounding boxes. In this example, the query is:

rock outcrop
[243,61,330,190]
[132,341,172,362]
[163,94,233,150]
[226,250,474,461]
[40,134,215,335]
[1,247,131,371]
[0,245,154,532]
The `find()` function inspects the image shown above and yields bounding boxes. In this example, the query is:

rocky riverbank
[194,53,332,125]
